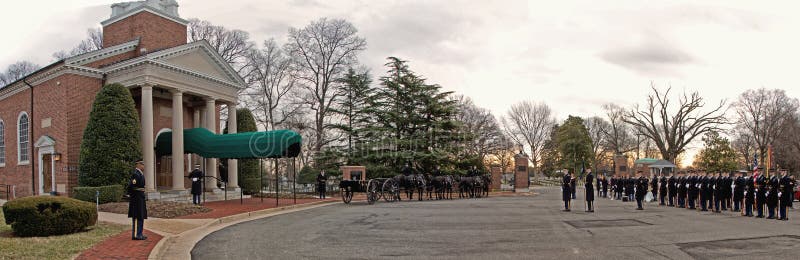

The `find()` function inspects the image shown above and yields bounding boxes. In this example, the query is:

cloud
[600,33,695,76]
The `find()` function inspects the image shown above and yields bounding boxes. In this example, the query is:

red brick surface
[76,229,162,260]
[103,11,186,53]
[178,198,337,219]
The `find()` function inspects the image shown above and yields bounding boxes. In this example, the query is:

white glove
[779,192,782,197]
[192,178,198,182]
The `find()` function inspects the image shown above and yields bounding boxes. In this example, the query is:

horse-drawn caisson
[339,165,493,205]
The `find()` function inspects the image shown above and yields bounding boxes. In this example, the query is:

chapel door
[42,154,53,193]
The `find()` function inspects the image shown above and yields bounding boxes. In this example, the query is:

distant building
[0,0,244,198]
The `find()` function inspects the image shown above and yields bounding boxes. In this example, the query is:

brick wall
[103,11,187,53]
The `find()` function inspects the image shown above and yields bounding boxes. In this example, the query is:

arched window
[0,119,5,166]
[18,112,29,164]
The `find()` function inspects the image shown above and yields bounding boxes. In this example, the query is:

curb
[149,200,339,259]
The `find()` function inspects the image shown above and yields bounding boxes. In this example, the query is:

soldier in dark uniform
[609,176,617,200]
[316,170,328,199]
[626,175,636,202]
[755,168,767,218]
[779,170,792,220]
[601,174,609,198]
[596,173,602,198]
[583,169,595,212]
[651,172,660,204]
[687,171,698,210]
[723,173,733,211]
[766,172,779,219]
[188,164,203,205]
[659,173,668,205]
[668,172,677,206]
[714,172,724,213]
[698,171,709,211]
[677,172,687,208]
[403,163,413,176]
[562,169,572,212]
[635,171,648,210]
[128,160,148,240]
[744,171,755,217]
[733,171,745,213]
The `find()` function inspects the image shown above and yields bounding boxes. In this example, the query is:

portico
[105,40,246,194]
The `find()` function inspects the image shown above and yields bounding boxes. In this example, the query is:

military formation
[561,167,797,221]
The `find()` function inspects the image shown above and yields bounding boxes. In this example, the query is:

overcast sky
[2,0,800,164]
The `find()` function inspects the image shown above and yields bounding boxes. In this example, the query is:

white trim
[0,65,103,102]
[17,112,30,165]
[155,128,172,141]
[101,6,188,27]
[65,39,140,66]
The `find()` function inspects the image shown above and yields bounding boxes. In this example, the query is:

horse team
[390,173,493,201]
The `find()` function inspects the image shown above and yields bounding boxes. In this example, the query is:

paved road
[192,187,800,259]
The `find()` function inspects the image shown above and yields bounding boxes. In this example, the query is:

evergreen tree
[78,84,142,187]
[367,57,459,176]
[556,116,594,177]
[223,108,261,194]
[693,131,738,172]
[328,68,375,165]
[540,124,561,176]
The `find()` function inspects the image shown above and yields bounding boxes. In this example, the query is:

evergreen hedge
[2,196,97,237]
[72,185,125,204]
[78,83,142,187]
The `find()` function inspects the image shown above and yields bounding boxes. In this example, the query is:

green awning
[155,128,301,159]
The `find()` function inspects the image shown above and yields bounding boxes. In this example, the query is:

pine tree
[693,131,738,172]
[78,84,142,187]
[556,116,594,177]
[328,68,375,165]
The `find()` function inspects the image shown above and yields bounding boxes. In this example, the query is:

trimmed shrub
[2,196,97,237]
[72,185,125,204]
[78,83,142,187]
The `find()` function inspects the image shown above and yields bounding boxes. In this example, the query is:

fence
[250,178,341,197]
[0,184,14,200]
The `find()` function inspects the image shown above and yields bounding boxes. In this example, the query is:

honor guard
[755,168,767,218]
[585,169,595,212]
[687,171,698,210]
[128,160,148,240]
[659,173,668,206]
[668,172,677,207]
[651,172,659,204]
[714,172,724,213]
[677,172,687,208]
[733,171,745,213]
[562,169,573,212]
[766,172,779,219]
[744,171,755,217]
[635,171,648,210]
[779,170,792,220]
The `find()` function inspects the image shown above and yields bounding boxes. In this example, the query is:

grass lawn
[0,210,127,260]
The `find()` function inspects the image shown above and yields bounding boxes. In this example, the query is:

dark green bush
[78,83,142,187]
[2,196,97,237]
[72,185,125,204]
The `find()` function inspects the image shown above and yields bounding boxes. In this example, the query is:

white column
[227,102,238,188]
[171,90,185,191]
[141,85,156,192]
[204,98,218,191]
[192,108,200,172]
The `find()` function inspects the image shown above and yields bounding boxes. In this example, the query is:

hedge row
[2,196,97,237]
[72,185,125,204]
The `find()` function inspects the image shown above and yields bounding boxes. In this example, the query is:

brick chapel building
[0,0,244,198]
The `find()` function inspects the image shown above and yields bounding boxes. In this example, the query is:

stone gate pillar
[614,154,628,177]
[514,153,530,192]
[490,166,502,191]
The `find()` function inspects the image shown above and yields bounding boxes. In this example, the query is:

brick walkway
[178,197,337,219]
[76,229,162,260]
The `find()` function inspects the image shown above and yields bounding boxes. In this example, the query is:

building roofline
[101,5,188,27]
[0,60,65,92]
[66,38,140,66]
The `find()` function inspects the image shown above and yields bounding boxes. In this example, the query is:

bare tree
[730,130,756,168]
[242,39,300,131]
[774,113,800,171]
[585,116,610,170]
[624,84,727,163]
[501,101,556,173]
[53,28,103,60]
[601,103,635,155]
[455,96,506,164]
[285,18,367,155]
[188,18,255,76]
[731,88,800,164]
[0,61,41,87]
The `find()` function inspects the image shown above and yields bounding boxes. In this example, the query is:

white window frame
[17,112,30,165]
[0,119,5,167]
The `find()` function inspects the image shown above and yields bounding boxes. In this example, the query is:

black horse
[393,174,426,201]
[426,174,454,200]
[458,176,483,198]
